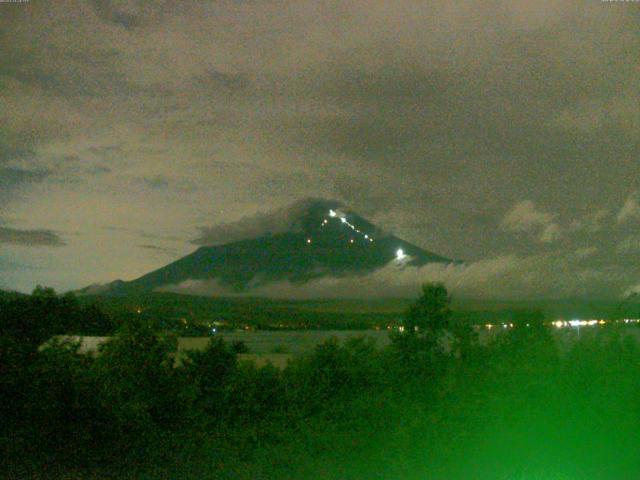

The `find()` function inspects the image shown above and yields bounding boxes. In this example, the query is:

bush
[284,336,385,414]
[89,324,188,456]
[181,337,240,419]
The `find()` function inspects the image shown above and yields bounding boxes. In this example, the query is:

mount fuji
[82,199,456,296]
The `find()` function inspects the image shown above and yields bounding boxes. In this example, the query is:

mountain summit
[88,199,456,296]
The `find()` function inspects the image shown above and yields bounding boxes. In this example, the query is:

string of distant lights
[480,318,640,330]
[306,209,407,261]
[327,209,374,243]
[307,209,376,245]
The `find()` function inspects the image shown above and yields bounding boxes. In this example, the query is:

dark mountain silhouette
[82,199,456,296]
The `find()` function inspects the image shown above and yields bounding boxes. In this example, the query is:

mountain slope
[89,199,456,296]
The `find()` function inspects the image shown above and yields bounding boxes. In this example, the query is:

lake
[51,322,640,368]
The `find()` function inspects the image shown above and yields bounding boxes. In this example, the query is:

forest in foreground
[2,285,640,479]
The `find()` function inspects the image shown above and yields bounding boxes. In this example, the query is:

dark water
[59,323,640,356]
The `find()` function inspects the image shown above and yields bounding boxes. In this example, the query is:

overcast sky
[1,0,639,298]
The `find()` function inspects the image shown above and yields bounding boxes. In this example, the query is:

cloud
[617,191,640,224]
[574,246,598,260]
[159,255,521,299]
[193,198,342,246]
[550,94,640,137]
[138,244,178,255]
[622,284,640,300]
[158,252,632,301]
[1,1,639,293]
[540,223,562,243]
[0,167,50,187]
[501,201,551,231]
[569,209,609,234]
[617,236,640,255]
[501,200,561,243]
[139,176,169,189]
[202,70,251,92]
[0,167,50,206]
[89,0,172,30]
[0,226,65,247]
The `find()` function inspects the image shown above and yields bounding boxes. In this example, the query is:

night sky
[1,1,639,298]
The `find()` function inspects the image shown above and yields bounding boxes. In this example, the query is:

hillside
[84,199,455,296]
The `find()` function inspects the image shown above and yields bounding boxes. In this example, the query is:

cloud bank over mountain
[193,198,343,246]
[160,251,631,301]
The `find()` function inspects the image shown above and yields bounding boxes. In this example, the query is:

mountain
[85,199,456,296]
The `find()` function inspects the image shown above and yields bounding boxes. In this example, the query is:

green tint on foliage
[284,337,386,413]
[390,282,453,377]
[91,325,186,438]
[404,282,452,334]
[181,337,240,418]
[0,286,112,350]
[4,286,640,479]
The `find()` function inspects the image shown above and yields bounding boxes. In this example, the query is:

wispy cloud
[0,226,65,247]
[574,246,598,260]
[501,200,561,243]
[0,167,50,187]
[138,244,178,256]
[617,191,640,224]
[193,198,342,246]
[617,236,640,255]
[569,209,608,234]
[159,252,636,301]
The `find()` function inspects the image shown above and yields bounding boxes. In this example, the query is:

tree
[404,282,451,335]
[90,323,184,447]
[181,338,240,418]
[0,287,69,350]
[391,282,452,373]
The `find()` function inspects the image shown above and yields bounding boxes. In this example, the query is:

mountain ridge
[81,199,457,297]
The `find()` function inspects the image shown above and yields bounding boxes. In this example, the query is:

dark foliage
[3,286,640,479]
[0,286,113,348]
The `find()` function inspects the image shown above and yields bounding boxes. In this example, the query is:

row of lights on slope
[306,210,407,261]
[306,209,375,246]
